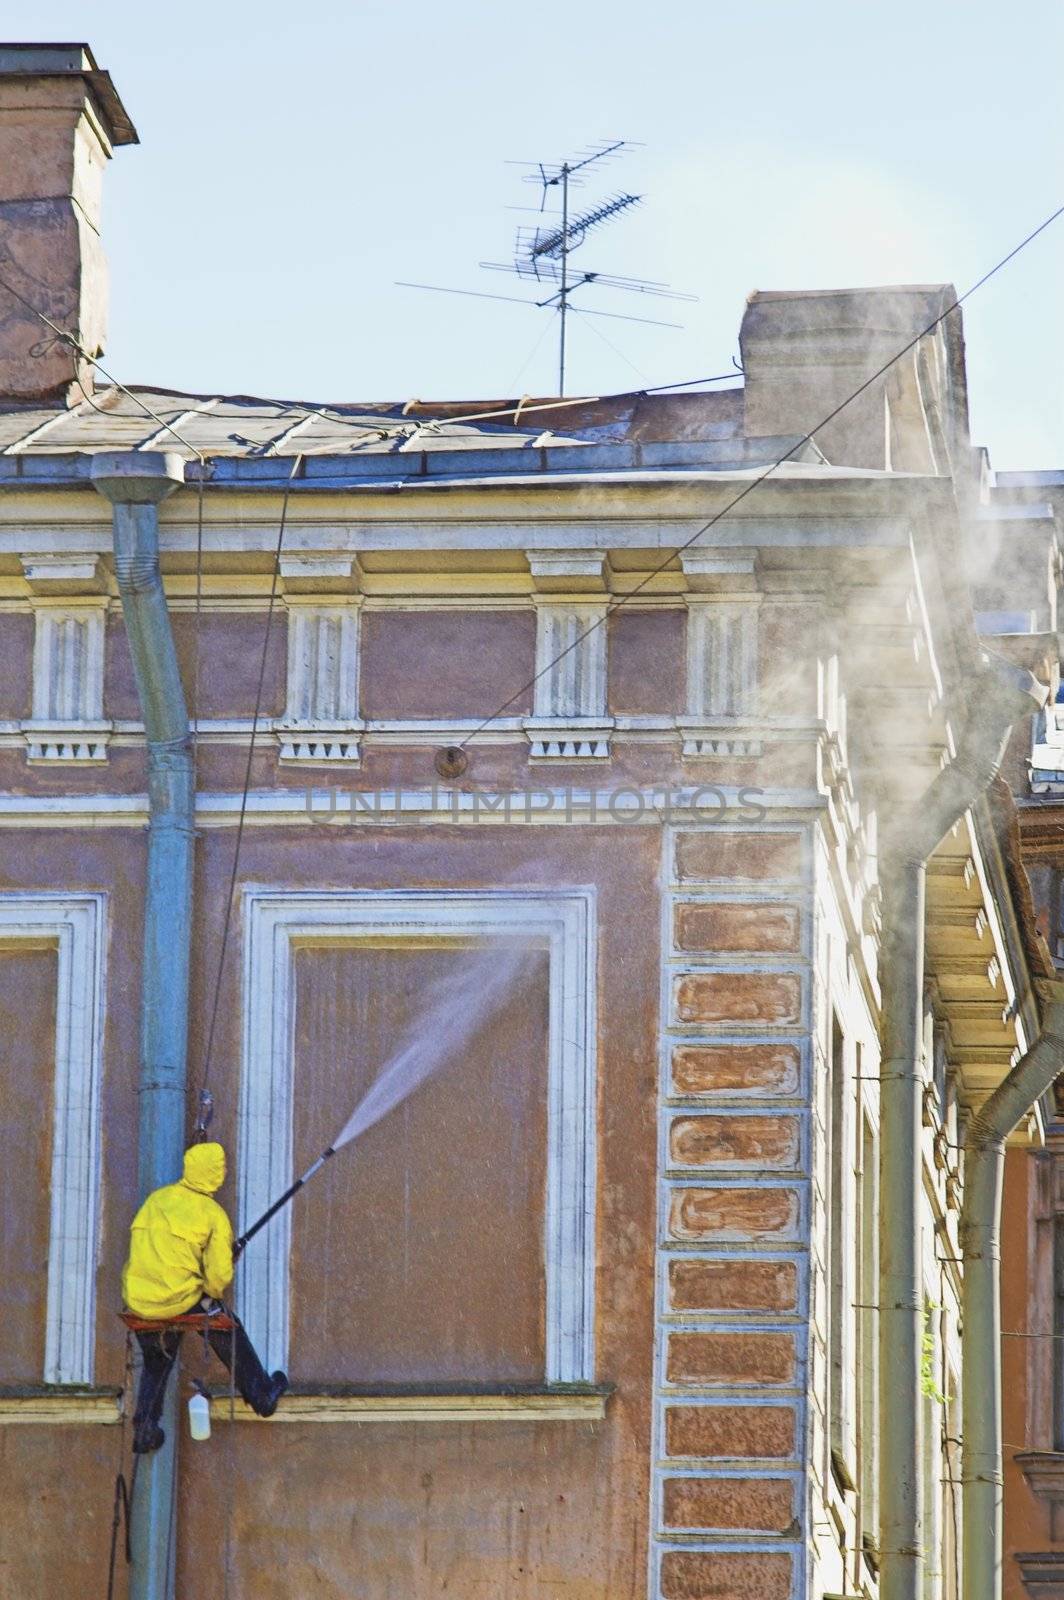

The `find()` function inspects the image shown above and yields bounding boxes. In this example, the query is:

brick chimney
[0,44,136,407]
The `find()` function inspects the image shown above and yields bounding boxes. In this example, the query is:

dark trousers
[132,1306,274,1444]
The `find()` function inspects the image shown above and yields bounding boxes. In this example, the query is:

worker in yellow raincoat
[123,1142,287,1452]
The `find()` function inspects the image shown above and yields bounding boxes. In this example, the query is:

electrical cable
[504,307,560,396]
[454,196,1064,753]
[0,270,207,464]
[573,303,653,386]
[196,453,303,1098]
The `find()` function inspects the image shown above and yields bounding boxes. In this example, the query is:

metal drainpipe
[877,656,1046,1600]
[961,981,1064,1600]
[92,451,191,1600]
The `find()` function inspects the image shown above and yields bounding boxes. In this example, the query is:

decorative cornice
[20,554,106,596]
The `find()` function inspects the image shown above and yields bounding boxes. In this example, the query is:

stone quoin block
[662,1475,795,1533]
[667,1330,796,1386]
[675,831,803,884]
[665,1403,796,1460]
[669,1186,800,1242]
[674,901,801,954]
[675,971,802,1026]
[668,1258,799,1314]
[660,1549,793,1600]
[669,1115,800,1170]
[671,1042,801,1097]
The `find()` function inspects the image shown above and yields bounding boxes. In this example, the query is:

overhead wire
[454,196,1064,753]
[0,265,744,452]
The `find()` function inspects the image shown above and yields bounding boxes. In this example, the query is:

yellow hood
[182,1141,226,1195]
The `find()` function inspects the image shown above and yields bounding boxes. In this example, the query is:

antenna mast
[398,140,696,396]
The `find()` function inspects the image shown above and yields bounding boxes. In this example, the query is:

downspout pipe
[878,655,1047,1600]
[961,982,1064,1600]
[92,451,190,1600]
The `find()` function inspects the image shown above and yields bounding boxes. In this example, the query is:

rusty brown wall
[608,609,685,715]
[182,824,659,1599]
[105,611,287,721]
[0,612,33,718]
[361,610,537,720]
[0,821,660,1598]
[0,830,143,1595]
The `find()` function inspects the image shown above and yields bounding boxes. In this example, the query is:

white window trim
[0,892,107,1384]
[237,886,597,1382]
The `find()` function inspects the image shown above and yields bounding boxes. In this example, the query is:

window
[921,1301,944,1600]
[858,1106,880,1552]
[290,941,549,1383]
[829,1012,856,1488]
[0,893,106,1385]
[236,888,597,1386]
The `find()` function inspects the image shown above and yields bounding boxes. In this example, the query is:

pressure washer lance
[232,1146,338,1259]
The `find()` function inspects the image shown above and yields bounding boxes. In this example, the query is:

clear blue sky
[6,1,1063,467]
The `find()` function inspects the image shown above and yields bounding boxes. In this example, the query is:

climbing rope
[197,452,304,1107]
[105,1331,138,1600]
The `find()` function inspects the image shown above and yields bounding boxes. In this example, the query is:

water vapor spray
[234,942,533,1255]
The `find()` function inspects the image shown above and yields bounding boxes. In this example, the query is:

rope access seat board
[119,1310,235,1334]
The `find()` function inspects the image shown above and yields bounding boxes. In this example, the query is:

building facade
[974,470,1064,1600]
[1,43,1060,1600]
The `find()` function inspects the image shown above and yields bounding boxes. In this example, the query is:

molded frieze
[276,603,364,764]
[680,598,760,759]
[524,599,614,760]
[23,604,110,763]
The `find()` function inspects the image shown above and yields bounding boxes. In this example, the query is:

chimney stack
[0,43,136,407]
[739,285,964,472]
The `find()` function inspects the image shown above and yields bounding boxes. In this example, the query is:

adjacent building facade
[1,42,1061,1600]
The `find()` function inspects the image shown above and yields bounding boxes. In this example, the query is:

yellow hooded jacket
[122,1143,234,1320]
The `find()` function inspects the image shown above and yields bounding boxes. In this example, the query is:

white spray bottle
[188,1380,211,1441]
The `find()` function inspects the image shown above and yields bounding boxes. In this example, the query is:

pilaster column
[20,555,111,762]
[678,552,760,757]
[275,556,364,763]
[522,549,614,759]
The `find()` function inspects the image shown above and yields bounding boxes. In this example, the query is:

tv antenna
[398,141,696,395]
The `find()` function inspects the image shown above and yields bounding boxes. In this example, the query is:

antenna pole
[558,162,569,395]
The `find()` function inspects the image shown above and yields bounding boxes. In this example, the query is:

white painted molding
[209,1390,608,1423]
[20,554,106,596]
[277,603,364,764]
[24,604,111,763]
[526,548,609,593]
[525,598,612,759]
[237,887,597,1382]
[682,598,759,758]
[0,893,107,1384]
[278,554,362,594]
[523,718,615,760]
[0,783,826,829]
